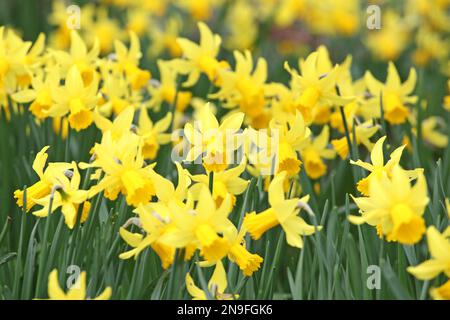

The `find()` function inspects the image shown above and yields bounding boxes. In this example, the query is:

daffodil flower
[113,31,151,90]
[366,10,409,61]
[137,107,173,160]
[160,186,234,262]
[147,16,183,58]
[148,60,192,112]
[93,105,135,141]
[222,225,263,276]
[186,261,237,300]
[82,130,157,207]
[33,162,89,229]
[301,126,336,179]
[48,65,99,131]
[350,165,429,245]
[12,70,60,119]
[51,30,100,86]
[0,27,31,93]
[184,103,244,172]
[331,120,379,159]
[284,50,353,124]
[189,158,249,207]
[42,269,111,300]
[350,136,420,196]
[118,164,192,268]
[415,116,448,149]
[119,202,175,269]
[407,226,450,279]
[171,22,229,87]
[407,226,450,300]
[269,110,311,177]
[244,171,319,248]
[96,71,137,116]
[14,146,72,212]
[210,50,269,127]
[365,62,417,125]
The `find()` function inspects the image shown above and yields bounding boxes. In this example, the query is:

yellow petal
[407,260,447,280]
[94,287,112,300]
[32,146,50,179]
[208,261,227,294]
[186,272,206,300]
[370,136,386,168]
[47,269,66,299]
[427,226,450,261]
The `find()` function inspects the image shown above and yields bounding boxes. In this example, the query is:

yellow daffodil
[407,226,450,300]
[350,165,429,245]
[84,6,124,54]
[160,186,234,262]
[137,108,173,160]
[33,162,89,229]
[273,0,306,27]
[211,50,269,127]
[284,50,352,124]
[51,30,99,86]
[412,27,449,67]
[12,70,60,119]
[118,163,192,268]
[416,117,448,149]
[223,225,263,276]
[0,27,31,93]
[16,33,46,88]
[189,158,249,207]
[407,226,450,279]
[43,269,111,300]
[224,0,257,50]
[269,111,311,177]
[331,121,379,159]
[48,65,99,131]
[177,0,220,21]
[150,162,192,205]
[350,136,420,196]
[47,1,73,49]
[183,103,244,172]
[244,171,319,248]
[366,10,409,61]
[186,261,236,300]
[113,31,151,90]
[119,202,175,268]
[125,9,149,37]
[365,62,417,125]
[96,71,137,116]
[430,280,450,300]
[148,60,192,112]
[301,126,335,180]
[147,16,183,58]
[14,146,72,212]
[84,130,157,207]
[93,105,135,142]
[172,22,229,87]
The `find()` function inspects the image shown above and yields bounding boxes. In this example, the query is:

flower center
[389,203,426,245]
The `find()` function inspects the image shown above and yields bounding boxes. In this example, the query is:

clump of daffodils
[4,2,450,300]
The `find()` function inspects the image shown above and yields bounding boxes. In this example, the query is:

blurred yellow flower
[172,22,229,87]
[43,269,111,300]
[365,62,417,125]
[408,226,450,299]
